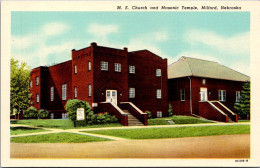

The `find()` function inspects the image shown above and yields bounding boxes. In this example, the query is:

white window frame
[88,61,91,71]
[218,90,226,102]
[74,65,77,74]
[50,86,54,101]
[180,89,185,101]
[115,63,121,72]
[236,91,241,103]
[157,89,162,99]
[62,84,67,100]
[62,113,68,119]
[156,69,161,77]
[50,113,54,119]
[74,87,77,98]
[36,94,39,103]
[129,65,135,74]
[36,76,39,86]
[157,111,162,118]
[101,61,108,71]
[129,88,135,98]
[88,84,91,97]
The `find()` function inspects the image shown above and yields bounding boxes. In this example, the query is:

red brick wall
[128,50,168,117]
[30,67,42,110]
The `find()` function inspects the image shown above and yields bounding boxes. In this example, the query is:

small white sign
[76,108,85,120]
[92,103,98,107]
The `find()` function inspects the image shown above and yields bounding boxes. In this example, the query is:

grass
[238,120,250,122]
[13,119,122,129]
[83,125,250,140]
[148,115,214,125]
[11,127,48,135]
[11,132,111,143]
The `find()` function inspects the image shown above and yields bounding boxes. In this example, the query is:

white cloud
[88,23,118,37]
[42,22,69,36]
[11,35,35,50]
[155,31,169,41]
[185,30,249,55]
[230,61,250,76]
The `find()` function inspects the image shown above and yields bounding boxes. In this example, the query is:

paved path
[11,134,250,158]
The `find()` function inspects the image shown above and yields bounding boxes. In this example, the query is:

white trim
[100,102,127,115]
[217,101,236,115]
[207,101,227,116]
[120,102,146,114]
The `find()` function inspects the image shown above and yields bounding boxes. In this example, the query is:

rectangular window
[156,69,161,77]
[62,113,68,119]
[62,84,67,100]
[180,89,185,101]
[218,90,226,102]
[36,94,39,103]
[50,86,54,101]
[88,61,91,71]
[129,88,135,98]
[236,91,241,103]
[157,89,162,99]
[36,76,39,86]
[115,63,121,72]
[101,61,108,71]
[74,87,77,98]
[50,113,54,119]
[157,111,162,118]
[29,81,32,88]
[88,84,91,97]
[129,65,135,74]
[74,65,77,74]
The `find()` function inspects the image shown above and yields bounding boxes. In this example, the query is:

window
[129,65,135,74]
[74,87,77,98]
[101,61,108,71]
[115,63,121,72]
[50,86,54,101]
[180,89,185,101]
[88,61,91,71]
[129,88,135,98]
[36,94,39,103]
[62,84,67,100]
[74,65,77,74]
[156,89,162,99]
[29,81,32,88]
[88,84,91,97]
[157,111,162,118]
[236,91,241,103]
[156,69,161,77]
[218,90,226,102]
[62,113,68,119]
[36,76,39,86]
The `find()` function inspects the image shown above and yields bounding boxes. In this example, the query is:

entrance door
[200,88,208,102]
[106,90,117,105]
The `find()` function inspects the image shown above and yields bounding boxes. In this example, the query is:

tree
[10,58,31,119]
[168,104,173,117]
[234,82,250,119]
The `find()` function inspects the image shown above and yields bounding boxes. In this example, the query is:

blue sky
[11,12,250,75]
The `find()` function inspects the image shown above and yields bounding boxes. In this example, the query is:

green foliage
[234,82,250,119]
[10,59,31,116]
[38,109,49,119]
[146,111,152,119]
[95,112,118,124]
[168,104,173,117]
[23,106,38,119]
[65,99,93,122]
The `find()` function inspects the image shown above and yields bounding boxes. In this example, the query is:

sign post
[74,107,86,127]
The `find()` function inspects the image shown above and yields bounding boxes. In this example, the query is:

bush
[65,99,93,122]
[95,112,118,124]
[146,111,152,119]
[38,109,49,119]
[23,106,38,119]
[168,104,173,117]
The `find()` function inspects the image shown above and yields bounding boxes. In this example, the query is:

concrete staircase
[123,110,144,126]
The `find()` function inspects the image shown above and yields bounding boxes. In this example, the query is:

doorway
[106,90,117,105]
[200,87,208,102]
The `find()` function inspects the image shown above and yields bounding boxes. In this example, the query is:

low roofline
[168,75,250,82]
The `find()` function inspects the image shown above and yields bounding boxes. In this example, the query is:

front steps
[123,110,144,126]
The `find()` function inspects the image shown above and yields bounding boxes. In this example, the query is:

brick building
[168,57,250,122]
[30,43,168,125]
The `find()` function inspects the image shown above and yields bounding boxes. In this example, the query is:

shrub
[146,111,152,119]
[65,99,93,122]
[95,112,118,124]
[38,109,49,119]
[23,106,38,119]
[168,104,173,117]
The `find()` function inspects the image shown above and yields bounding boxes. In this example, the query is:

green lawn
[13,119,122,129]
[148,115,214,125]
[11,127,48,135]
[11,132,111,143]
[238,120,250,122]
[83,125,250,139]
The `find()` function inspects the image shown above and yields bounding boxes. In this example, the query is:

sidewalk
[10,122,250,140]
